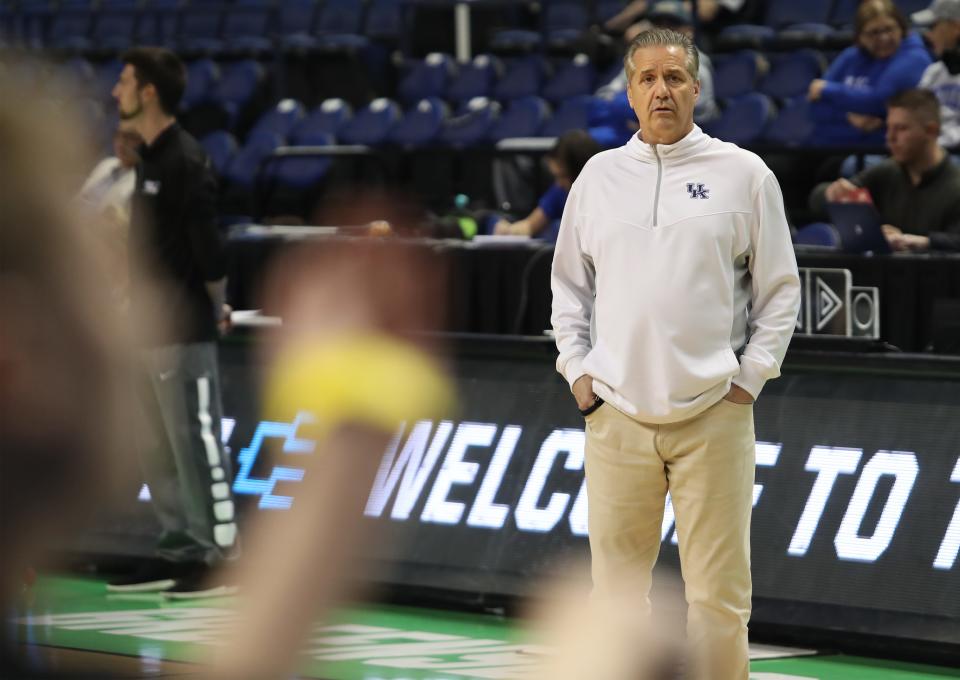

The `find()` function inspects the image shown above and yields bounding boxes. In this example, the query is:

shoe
[162,568,238,600]
[106,560,182,593]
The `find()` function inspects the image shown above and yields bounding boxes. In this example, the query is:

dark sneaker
[162,568,238,600]
[106,560,181,593]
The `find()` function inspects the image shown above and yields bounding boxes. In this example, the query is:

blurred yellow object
[264,334,454,439]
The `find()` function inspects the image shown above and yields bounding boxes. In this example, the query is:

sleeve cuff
[732,355,774,401]
[560,355,588,393]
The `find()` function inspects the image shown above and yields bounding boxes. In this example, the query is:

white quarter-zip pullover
[551,125,801,423]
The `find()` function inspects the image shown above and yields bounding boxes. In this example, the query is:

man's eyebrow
[637,65,687,75]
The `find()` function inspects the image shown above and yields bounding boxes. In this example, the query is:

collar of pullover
[626,124,710,163]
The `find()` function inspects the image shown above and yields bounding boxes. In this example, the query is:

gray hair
[623,28,700,82]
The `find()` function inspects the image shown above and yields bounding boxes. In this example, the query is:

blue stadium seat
[494,55,549,102]
[839,153,885,178]
[542,53,595,104]
[178,1,225,54]
[830,0,858,27]
[200,130,239,177]
[249,99,307,139]
[447,54,502,107]
[713,50,762,100]
[212,59,265,128]
[703,93,775,146]
[47,0,94,51]
[719,0,835,48]
[388,97,449,147]
[337,97,402,145]
[15,0,55,50]
[440,98,501,147]
[269,132,334,190]
[313,0,368,52]
[759,49,826,100]
[290,98,353,142]
[277,0,319,51]
[398,53,456,106]
[181,59,221,112]
[364,0,403,44]
[488,95,551,142]
[220,0,275,55]
[90,0,139,53]
[544,1,591,52]
[135,0,180,49]
[594,1,624,25]
[761,96,813,146]
[223,130,284,189]
[540,94,591,136]
[794,222,841,248]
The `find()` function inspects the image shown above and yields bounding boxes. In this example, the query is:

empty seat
[440,97,501,147]
[313,0,368,51]
[759,49,825,100]
[270,132,334,190]
[290,98,353,142]
[220,0,275,55]
[704,93,775,146]
[178,2,225,54]
[337,97,401,145]
[90,0,139,53]
[181,59,221,111]
[277,0,319,51]
[248,99,307,139]
[212,59,265,127]
[488,95,550,141]
[447,54,502,106]
[223,130,284,189]
[544,1,590,52]
[713,50,762,100]
[398,53,456,105]
[47,0,94,51]
[542,53,595,104]
[540,94,591,136]
[494,55,549,102]
[761,96,813,147]
[794,222,840,248]
[135,0,180,49]
[364,0,403,44]
[388,97,449,146]
[200,130,239,177]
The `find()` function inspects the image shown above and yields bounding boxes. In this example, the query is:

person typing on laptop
[809,88,960,252]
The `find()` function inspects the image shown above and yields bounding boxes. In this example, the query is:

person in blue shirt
[808,0,932,146]
[493,130,601,242]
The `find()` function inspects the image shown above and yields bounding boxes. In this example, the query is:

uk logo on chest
[686,182,709,199]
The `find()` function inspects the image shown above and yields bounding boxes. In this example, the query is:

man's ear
[694,78,700,100]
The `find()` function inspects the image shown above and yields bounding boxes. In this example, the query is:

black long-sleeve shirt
[130,122,226,345]
[809,154,960,251]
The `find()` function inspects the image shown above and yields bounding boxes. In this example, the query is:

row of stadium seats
[0,0,404,54]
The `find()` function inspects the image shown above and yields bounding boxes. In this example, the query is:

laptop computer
[825,201,892,255]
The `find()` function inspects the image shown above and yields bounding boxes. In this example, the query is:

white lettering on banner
[933,457,960,570]
[788,446,863,556]
[421,423,496,525]
[835,451,918,562]
[515,429,584,532]
[754,442,782,506]
[365,421,453,520]
[467,426,522,529]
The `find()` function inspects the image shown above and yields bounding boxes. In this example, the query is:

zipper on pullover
[653,145,662,227]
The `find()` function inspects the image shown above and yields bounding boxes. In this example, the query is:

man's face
[626,45,699,145]
[886,107,935,163]
[111,65,145,122]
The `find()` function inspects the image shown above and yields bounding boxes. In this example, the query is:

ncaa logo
[686,182,709,199]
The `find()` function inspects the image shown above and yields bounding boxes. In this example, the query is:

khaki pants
[584,397,756,680]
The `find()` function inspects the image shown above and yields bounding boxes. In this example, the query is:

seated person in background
[493,130,601,241]
[808,0,931,146]
[809,89,960,252]
[592,1,721,147]
[914,0,960,59]
[920,45,960,149]
[76,124,141,224]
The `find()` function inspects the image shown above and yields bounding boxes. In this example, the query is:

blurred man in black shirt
[107,47,238,598]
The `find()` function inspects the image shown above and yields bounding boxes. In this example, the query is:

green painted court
[11,576,959,679]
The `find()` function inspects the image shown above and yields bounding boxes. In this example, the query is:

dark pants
[138,342,237,566]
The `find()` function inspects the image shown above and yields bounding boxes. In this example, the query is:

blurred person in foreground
[207,196,454,680]
[810,88,960,252]
[551,28,801,680]
[0,73,134,677]
[106,47,238,598]
[492,130,602,241]
[808,0,931,146]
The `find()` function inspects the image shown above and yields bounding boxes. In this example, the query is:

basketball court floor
[10,576,959,679]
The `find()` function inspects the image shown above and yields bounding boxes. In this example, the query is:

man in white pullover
[551,29,801,680]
